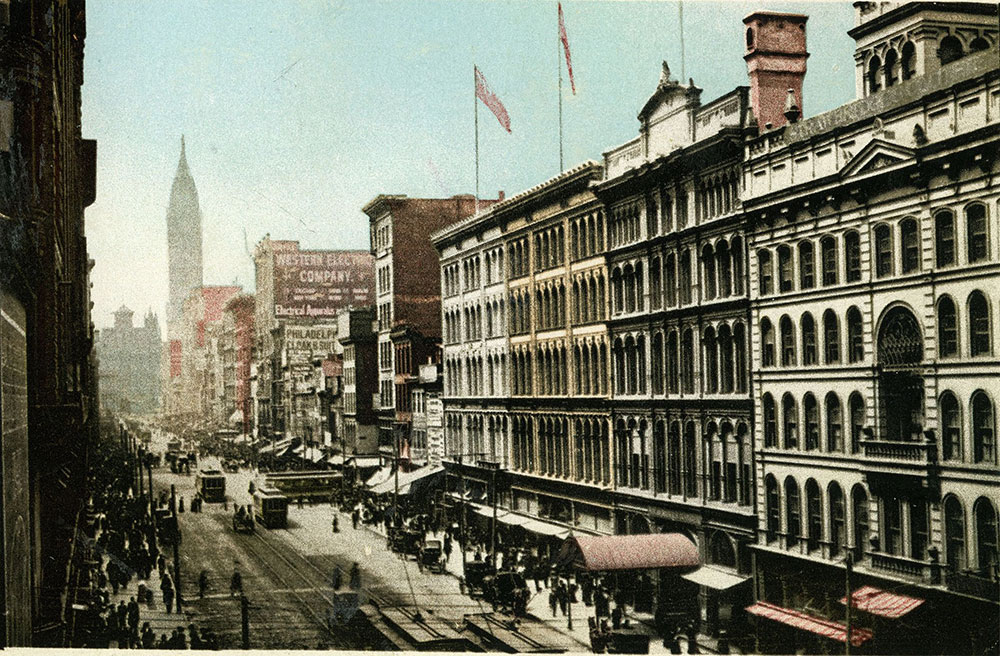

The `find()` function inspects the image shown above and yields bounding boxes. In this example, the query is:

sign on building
[272,249,374,319]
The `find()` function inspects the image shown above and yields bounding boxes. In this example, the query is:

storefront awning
[349,455,383,468]
[681,566,751,591]
[557,533,699,571]
[839,585,924,619]
[365,465,394,488]
[258,438,293,455]
[521,517,572,539]
[327,454,345,466]
[228,409,244,425]
[746,601,873,647]
[370,465,444,495]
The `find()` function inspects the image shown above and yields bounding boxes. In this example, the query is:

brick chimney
[743,11,809,131]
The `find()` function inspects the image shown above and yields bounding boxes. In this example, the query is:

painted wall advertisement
[272,248,374,319]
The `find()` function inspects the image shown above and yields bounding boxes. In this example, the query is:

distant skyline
[82,0,856,329]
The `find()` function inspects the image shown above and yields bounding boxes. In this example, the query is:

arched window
[681,329,695,393]
[852,485,870,558]
[731,236,745,296]
[884,49,898,87]
[780,315,796,367]
[783,393,798,449]
[665,253,677,307]
[967,204,988,263]
[971,36,990,52]
[938,296,958,358]
[746,27,754,49]
[969,291,991,356]
[763,393,777,447]
[945,496,966,571]
[684,421,697,497]
[829,483,845,558]
[940,391,962,461]
[785,478,801,548]
[845,231,862,282]
[975,498,998,574]
[717,241,731,298]
[758,249,773,295]
[804,393,820,450]
[805,479,822,552]
[667,331,679,394]
[703,245,717,301]
[935,210,956,267]
[874,224,893,278]
[799,241,815,289]
[765,475,780,543]
[878,305,923,366]
[801,313,817,366]
[972,392,995,464]
[652,333,664,395]
[847,307,864,363]
[824,310,841,364]
[704,327,718,394]
[821,236,837,286]
[761,318,775,367]
[679,250,692,305]
[901,42,916,80]
[867,55,882,93]
[778,245,793,292]
[826,392,843,452]
[849,392,865,453]
[939,35,964,65]
[900,218,920,273]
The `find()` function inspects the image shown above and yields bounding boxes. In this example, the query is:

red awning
[558,533,699,571]
[839,585,924,619]
[746,601,873,647]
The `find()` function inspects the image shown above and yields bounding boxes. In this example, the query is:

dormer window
[938,35,963,65]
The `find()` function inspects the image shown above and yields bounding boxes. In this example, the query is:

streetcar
[195,468,227,502]
[263,470,342,502]
[252,487,289,528]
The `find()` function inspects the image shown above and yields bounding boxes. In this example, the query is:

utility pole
[241,594,250,649]
[171,484,182,613]
[845,552,853,656]
[458,454,467,579]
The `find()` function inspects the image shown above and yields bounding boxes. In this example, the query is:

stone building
[96,306,161,415]
[743,4,999,653]
[0,0,98,645]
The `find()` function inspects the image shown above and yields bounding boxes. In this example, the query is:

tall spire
[176,134,190,178]
[166,135,204,331]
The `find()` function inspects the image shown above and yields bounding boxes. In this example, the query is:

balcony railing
[946,570,1000,602]
[862,439,937,462]
[866,551,934,581]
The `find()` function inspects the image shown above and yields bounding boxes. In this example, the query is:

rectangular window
[725,462,737,503]
[936,213,955,267]
[875,226,893,278]
[884,497,902,555]
[910,501,928,560]
[710,461,721,500]
[846,233,862,282]
[967,205,988,263]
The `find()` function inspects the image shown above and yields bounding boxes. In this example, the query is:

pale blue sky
[83,1,856,330]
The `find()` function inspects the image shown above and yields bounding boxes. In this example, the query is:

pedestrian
[611,603,623,630]
[127,595,140,637]
[443,535,453,562]
[141,622,155,649]
[332,516,339,533]
[298,496,304,509]
[198,569,209,598]
[549,587,558,617]
[157,554,166,576]
[230,568,243,596]
[351,508,359,530]
[161,573,174,614]
[178,496,184,513]
[349,562,361,590]
[558,582,568,616]
[188,624,202,650]
[331,566,342,590]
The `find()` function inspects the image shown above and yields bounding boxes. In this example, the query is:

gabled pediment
[839,138,915,178]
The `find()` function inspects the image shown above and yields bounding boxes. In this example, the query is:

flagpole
[558,5,564,174]
[474,65,480,215]
[679,0,686,81]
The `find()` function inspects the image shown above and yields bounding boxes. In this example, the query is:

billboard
[283,324,339,362]
[272,248,374,319]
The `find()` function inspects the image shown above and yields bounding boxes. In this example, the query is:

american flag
[559,3,576,94]
[475,66,511,133]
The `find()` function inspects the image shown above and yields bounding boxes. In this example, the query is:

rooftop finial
[659,61,673,86]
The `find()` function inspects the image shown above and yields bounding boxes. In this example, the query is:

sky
[82,0,857,331]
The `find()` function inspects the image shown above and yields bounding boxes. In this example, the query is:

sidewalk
[102,564,196,646]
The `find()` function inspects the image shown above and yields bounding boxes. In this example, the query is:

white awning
[370,465,444,495]
[681,566,750,591]
[349,455,384,468]
[519,517,571,539]
[326,454,346,466]
[365,465,394,488]
[474,505,503,520]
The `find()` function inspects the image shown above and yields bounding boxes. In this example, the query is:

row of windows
[508,237,530,279]
[571,273,607,324]
[938,291,993,358]
[761,308,864,368]
[758,232,861,296]
[609,200,642,249]
[571,212,606,261]
[696,171,739,223]
[765,477,864,559]
[509,343,610,397]
[534,225,566,272]
[511,416,611,484]
[762,391,864,453]
[377,264,391,295]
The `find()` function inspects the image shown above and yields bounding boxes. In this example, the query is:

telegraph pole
[845,552,853,656]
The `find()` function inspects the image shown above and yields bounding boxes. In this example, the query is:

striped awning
[839,585,924,619]
[746,601,873,647]
[557,533,699,571]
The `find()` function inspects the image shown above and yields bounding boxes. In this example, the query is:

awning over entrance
[681,565,751,591]
[370,465,444,495]
[365,465,394,488]
[746,601,873,647]
[839,585,925,619]
[557,533,699,571]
